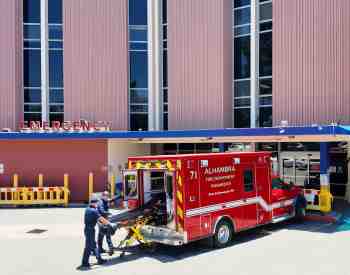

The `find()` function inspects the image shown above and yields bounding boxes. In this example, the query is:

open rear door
[123,170,139,209]
[165,171,176,229]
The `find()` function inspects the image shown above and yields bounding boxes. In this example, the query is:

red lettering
[42,121,50,130]
[73,121,81,131]
[19,121,29,129]
[30,121,41,130]
[88,121,97,131]
[52,121,61,130]
[80,120,90,131]
[63,121,72,131]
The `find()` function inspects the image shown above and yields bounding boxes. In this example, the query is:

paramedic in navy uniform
[79,197,110,269]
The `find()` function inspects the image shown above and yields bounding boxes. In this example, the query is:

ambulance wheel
[213,220,233,248]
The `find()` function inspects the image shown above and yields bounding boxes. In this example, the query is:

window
[130,114,148,131]
[129,0,148,25]
[23,50,41,87]
[125,174,138,199]
[234,8,251,26]
[23,0,63,124]
[49,51,63,87]
[259,32,272,77]
[234,36,251,79]
[234,108,250,128]
[23,0,41,23]
[48,0,62,24]
[259,106,272,127]
[234,0,250,8]
[244,169,254,192]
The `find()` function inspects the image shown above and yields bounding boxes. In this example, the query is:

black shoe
[77,264,91,270]
[97,259,107,265]
[108,249,114,256]
[99,248,107,254]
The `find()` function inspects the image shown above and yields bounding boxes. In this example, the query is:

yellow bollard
[63,173,69,207]
[38,174,44,200]
[110,173,115,198]
[13,174,19,201]
[88,172,94,202]
[38,174,43,187]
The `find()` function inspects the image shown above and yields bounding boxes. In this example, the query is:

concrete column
[40,0,49,122]
[320,142,330,189]
[250,0,259,128]
[148,0,163,130]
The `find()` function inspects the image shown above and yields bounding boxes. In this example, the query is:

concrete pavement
[1,207,350,275]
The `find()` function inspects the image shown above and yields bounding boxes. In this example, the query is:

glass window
[129,42,148,51]
[49,105,64,113]
[49,41,63,49]
[130,51,148,88]
[259,106,272,127]
[234,8,251,26]
[234,25,250,36]
[23,25,40,40]
[179,144,195,154]
[243,169,254,192]
[24,40,41,49]
[234,36,251,79]
[162,0,167,24]
[234,80,250,97]
[130,89,148,104]
[259,96,272,106]
[129,29,147,41]
[234,0,250,8]
[49,89,64,103]
[235,98,251,108]
[49,25,63,40]
[260,2,272,21]
[48,0,62,24]
[49,51,63,87]
[163,51,168,87]
[259,78,272,95]
[163,143,177,154]
[234,108,250,128]
[163,89,168,103]
[24,112,42,122]
[24,50,41,87]
[163,113,168,130]
[129,0,148,25]
[24,104,41,112]
[130,113,148,131]
[260,21,272,31]
[130,105,148,113]
[259,32,272,77]
[23,0,41,23]
[49,113,64,124]
[24,89,41,103]
[163,25,167,40]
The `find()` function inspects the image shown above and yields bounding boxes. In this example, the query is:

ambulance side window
[243,169,254,192]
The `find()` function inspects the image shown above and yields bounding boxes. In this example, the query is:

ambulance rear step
[140,225,185,246]
[271,214,295,224]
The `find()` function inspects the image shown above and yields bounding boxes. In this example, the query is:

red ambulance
[122,152,302,248]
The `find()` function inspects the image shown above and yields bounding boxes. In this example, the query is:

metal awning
[0,125,350,143]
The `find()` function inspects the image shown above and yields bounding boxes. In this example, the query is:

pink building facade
[0,0,349,131]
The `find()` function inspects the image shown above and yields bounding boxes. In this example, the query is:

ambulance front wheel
[213,220,233,248]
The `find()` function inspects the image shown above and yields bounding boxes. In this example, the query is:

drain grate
[26,229,47,234]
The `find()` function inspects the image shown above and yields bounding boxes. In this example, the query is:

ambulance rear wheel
[213,220,233,248]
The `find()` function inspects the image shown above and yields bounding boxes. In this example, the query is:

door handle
[190,196,196,202]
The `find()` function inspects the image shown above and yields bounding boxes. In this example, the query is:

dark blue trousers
[98,225,114,251]
[82,227,101,265]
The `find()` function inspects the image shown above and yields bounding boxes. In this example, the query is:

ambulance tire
[213,220,233,248]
